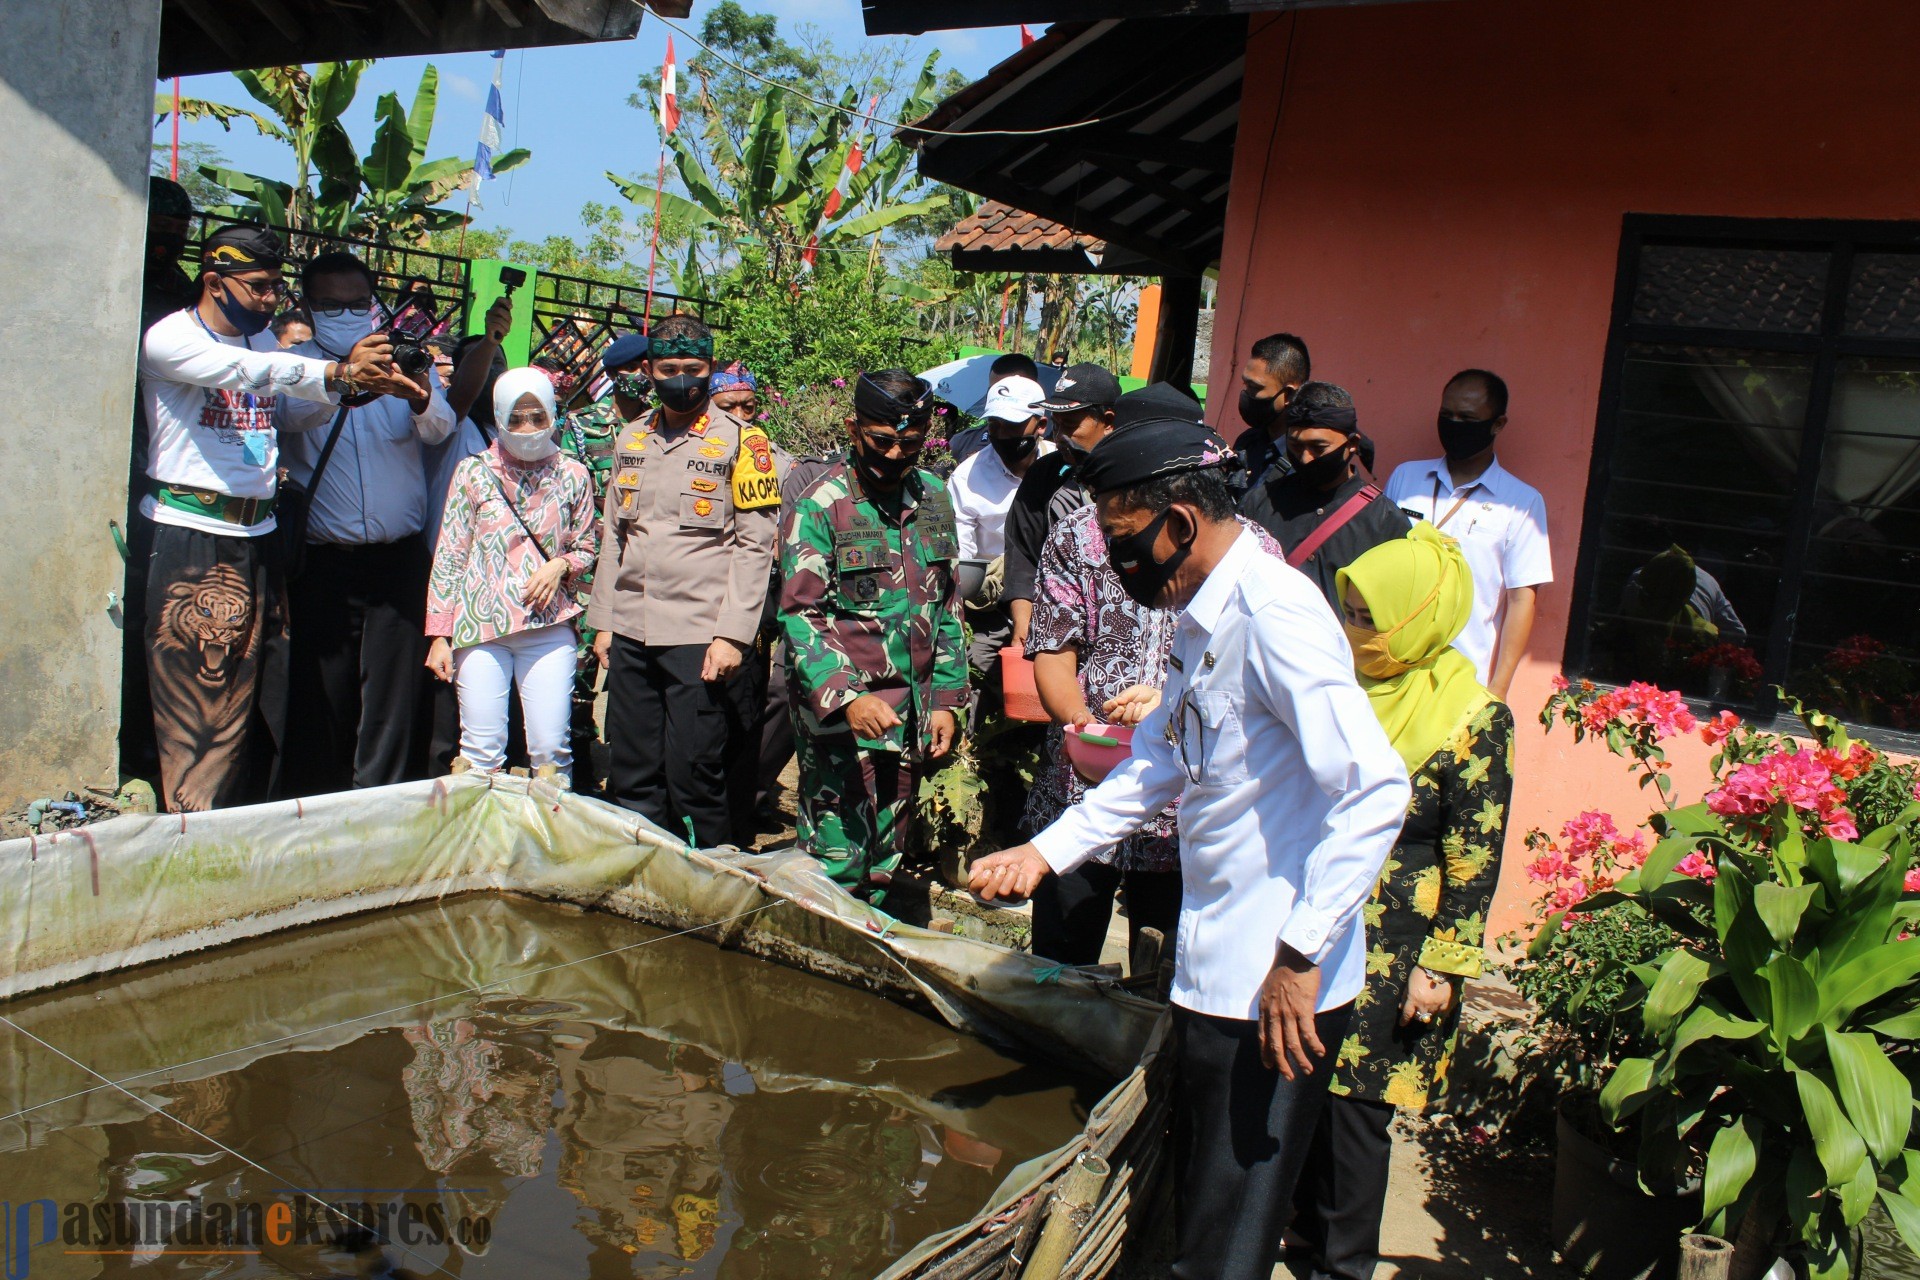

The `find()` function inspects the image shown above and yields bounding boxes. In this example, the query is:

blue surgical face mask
[212,278,273,337]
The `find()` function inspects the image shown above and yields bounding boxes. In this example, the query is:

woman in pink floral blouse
[426,368,600,784]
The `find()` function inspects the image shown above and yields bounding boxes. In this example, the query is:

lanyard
[1431,474,1481,531]
[190,307,261,419]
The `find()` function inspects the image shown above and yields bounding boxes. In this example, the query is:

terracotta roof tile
[935,201,1105,257]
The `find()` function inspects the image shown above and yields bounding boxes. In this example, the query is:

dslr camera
[385,290,439,380]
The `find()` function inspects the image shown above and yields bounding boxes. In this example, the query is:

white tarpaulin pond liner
[0,775,1172,1279]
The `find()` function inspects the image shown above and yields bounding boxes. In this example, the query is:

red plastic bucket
[1000,647,1048,722]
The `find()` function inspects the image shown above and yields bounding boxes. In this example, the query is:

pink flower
[1528,852,1576,884]
[1613,830,1649,865]
[1550,882,1590,911]
[831,377,847,389]
[1904,868,1920,894]
[1550,675,1571,692]
[1674,851,1719,881]
[1825,812,1859,842]
[1561,810,1620,859]
[1700,710,1741,746]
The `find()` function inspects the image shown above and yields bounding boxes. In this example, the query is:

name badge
[241,430,269,466]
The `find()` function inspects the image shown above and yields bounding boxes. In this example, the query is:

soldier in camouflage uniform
[556,332,652,794]
[780,370,967,903]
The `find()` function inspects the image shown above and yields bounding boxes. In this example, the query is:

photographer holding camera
[137,224,411,813]
[277,250,454,796]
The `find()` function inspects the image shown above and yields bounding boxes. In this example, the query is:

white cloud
[442,71,482,104]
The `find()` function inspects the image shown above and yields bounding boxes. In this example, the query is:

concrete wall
[1203,0,1920,935]
[0,0,162,799]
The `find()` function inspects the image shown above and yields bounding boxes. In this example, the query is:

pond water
[0,895,1102,1279]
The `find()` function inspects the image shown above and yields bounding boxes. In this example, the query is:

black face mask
[991,434,1038,467]
[1239,388,1281,433]
[655,373,711,414]
[855,440,918,489]
[1104,508,1191,609]
[1438,412,1498,462]
[1291,442,1353,492]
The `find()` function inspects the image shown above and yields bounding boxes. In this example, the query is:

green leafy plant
[1526,680,1920,1276]
[174,62,526,242]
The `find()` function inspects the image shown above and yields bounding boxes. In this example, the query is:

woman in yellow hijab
[1292,523,1514,1280]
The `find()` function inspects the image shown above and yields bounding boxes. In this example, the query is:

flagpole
[170,78,181,180]
[641,147,667,333]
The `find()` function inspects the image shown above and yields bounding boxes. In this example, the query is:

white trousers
[453,623,576,778]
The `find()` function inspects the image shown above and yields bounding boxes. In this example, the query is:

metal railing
[185,213,722,389]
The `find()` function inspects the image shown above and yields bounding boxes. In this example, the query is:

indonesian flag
[659,37,680,135]
[804,98,876,267]
[1020,24,1036,46]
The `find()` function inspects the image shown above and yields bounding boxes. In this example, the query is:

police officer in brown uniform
[589,313,782,846]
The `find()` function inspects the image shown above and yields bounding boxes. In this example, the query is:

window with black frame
[1570,219,1920,732]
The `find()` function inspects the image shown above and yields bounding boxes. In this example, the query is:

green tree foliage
[163,63,526,243]
[149,142,233,211]
[721,247,921,391]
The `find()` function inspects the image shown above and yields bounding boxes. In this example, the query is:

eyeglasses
[863,429,928,451]
[223,275,289,302]
[1169,688,1209,786]
[309,302,372,318]
[506,410,551,427]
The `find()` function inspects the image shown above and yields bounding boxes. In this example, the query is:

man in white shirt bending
[970,405,1410,1280]
[136,223,413,812]
[1384,369,1552,698]
[277,251,454,796]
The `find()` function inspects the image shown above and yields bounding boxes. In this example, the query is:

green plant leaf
[1840,1160,1878,1227]
[828,195,949,243]
[406,64,438,172]
[605,174,718,230]
[1701,1114,1761,1223]
[1769,953,1820,1045]
[1832,839,1889,899]
[1815,937,1920,1027]
[1599,1056,1657,1124]
[1866,1005,1920,1039]
[311,59,366,124]
[1668,1002,1766,1061]
[1826,1028,1911,1165]
[1644,949,1711,1036]
[1878,1186,1920,1258]
[1755,881,1819,947]
[486,148,530,177]
[1795,1067,1869,1186]
[362,92,414,196]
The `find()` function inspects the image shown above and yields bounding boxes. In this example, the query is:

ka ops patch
[732,426,781,510]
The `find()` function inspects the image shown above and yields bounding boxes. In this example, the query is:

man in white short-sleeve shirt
[1385,369,1552,698]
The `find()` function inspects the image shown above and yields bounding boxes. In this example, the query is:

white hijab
[492,367,559,462]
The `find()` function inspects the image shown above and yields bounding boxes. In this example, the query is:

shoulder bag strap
[1285,484,1382,569]
[306,402,352,496]
[479,463,554,562]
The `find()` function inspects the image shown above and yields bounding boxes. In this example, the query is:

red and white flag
[1020,24,1036,46]
[805,97,876,267]
[659,37,680,135]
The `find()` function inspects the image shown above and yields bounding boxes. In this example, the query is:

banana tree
[186,62,524,245]
[342,66,526,243]
[612,54,948,284]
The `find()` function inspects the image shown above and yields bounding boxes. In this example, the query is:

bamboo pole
[1678,1234,1734,1280]
[1020,1153,1111,1280]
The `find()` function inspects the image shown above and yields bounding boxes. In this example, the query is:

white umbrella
[917,353,1061,417]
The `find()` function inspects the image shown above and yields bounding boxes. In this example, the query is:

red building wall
[1204,0,1920,935]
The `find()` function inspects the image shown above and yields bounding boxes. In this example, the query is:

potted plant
[1523,681,1920,1280]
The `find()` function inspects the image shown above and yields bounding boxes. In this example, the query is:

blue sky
[157,1,1023,243]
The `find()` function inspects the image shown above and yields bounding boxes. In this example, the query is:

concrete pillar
[0,0,163,799]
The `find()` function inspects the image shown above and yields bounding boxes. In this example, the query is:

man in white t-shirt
[1384,369,1552,698]
[948,375,1054,695]
[136,223,413,812]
